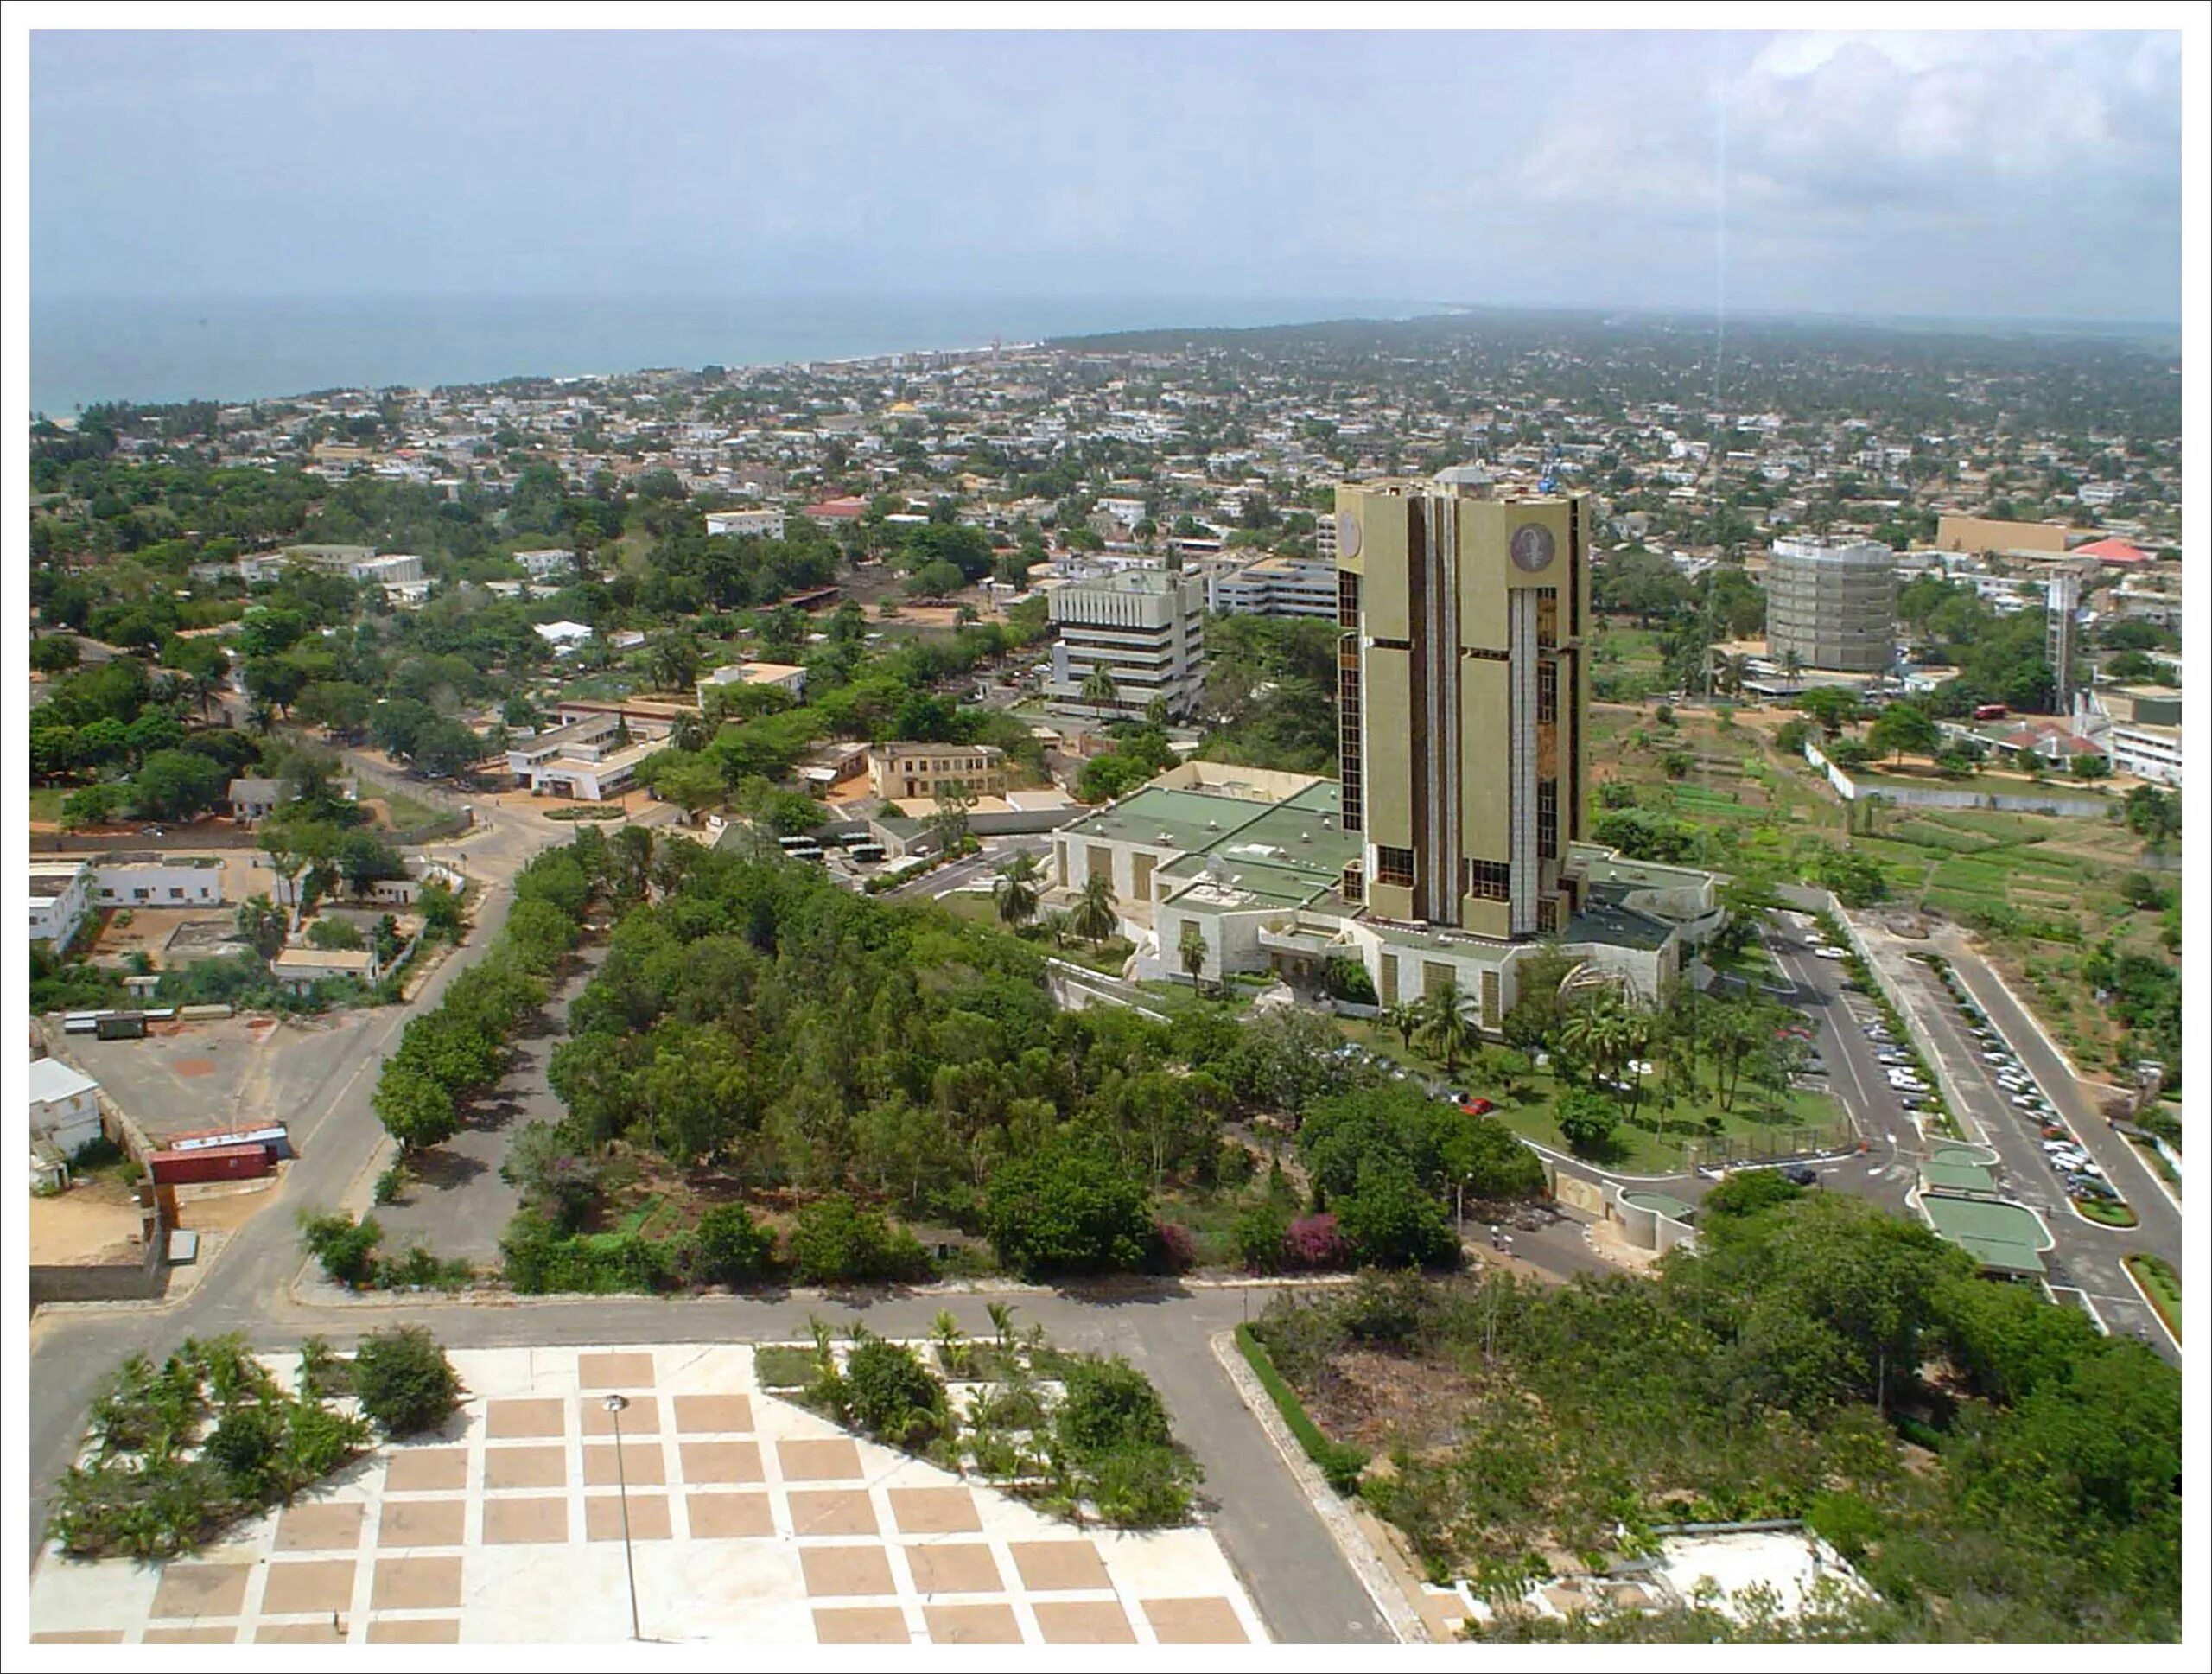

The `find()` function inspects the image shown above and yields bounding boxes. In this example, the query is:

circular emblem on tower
[1334,511,1361,560]
[1509,521,1556,573]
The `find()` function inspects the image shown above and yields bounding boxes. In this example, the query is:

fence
[1685,1120,1858,1169]
[1802,740,2107,818]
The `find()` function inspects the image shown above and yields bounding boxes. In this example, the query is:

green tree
[1866,702,1941,763]
[1069,872,1118,945]
[690,1202,775,1286]
[1079,661,1120,717]
[234,894,288,959]
[1414,981,1477,1073]
[1554,1089,1619,1158]
[1333,1155,1459,1269]
[372,1066,461,1155]
[1178,920,1210,991]
[983,1140,1154,1279]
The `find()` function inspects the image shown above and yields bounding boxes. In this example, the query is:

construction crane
[1537,442,1561,494]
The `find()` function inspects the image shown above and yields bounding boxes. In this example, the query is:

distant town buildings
[1206,554,1338,619]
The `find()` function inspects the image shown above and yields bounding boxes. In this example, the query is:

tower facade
[1333,481,1592,940]
[1764,535,1897,673]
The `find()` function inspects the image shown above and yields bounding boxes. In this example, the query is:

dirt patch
[175,1178,284,1235]
[1302,1348,1474,1456]
[174,1058,216,1078]
[29,1191,146,1265]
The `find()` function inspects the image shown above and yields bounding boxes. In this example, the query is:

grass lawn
[30,786,70,824]
[374,789,444,831]
[2126,1254,2181,1341]
[1338,1019,1847,1174]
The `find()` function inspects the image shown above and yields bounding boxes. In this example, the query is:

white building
[698,661,808,701]
[29,862,93,949]
[533,621,595,654]
[29,1058,105,1157]
[1207,555,1338,619]
[705,507,788,540]
[86,858,226,909]
[506,713,662,801]
[513,547,575,580]
[1045,569,1209,718]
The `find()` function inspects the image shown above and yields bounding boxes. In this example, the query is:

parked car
[1815,947,1848,961]
[1782,1165,1820,1187]
[1459,1097,1497,1117]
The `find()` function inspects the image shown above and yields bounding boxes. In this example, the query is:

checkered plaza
[29,1344,1265,1646]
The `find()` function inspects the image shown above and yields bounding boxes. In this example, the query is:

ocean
[29,292,1440,416]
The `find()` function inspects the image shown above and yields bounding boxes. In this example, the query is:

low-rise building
[1206,554,1338,618]
[29,1057,105,1157]
[513,547,576,579]
[698,660,808,702]
[868,742,1010,803]
[270,946,378,993]
[83,856,226,910]
[705,507,788,540]
[533,621,594,653]
[2075,684,2182,788]
[29,861,93,948]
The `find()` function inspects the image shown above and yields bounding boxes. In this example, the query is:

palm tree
[1560,990,1628,1085]
[1079,662,1119,719]
[1779,648,1804,684]
[1039,908,1074,950]
[992,852,1044,930]
[1178,921,1209,992]
[1414,981,1476,1074]
[1384,1000,1422,1054]
[1069,873,1117,945]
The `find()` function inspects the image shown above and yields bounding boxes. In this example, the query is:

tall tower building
[1333,481,1592,940]
[1764,535,1897,673]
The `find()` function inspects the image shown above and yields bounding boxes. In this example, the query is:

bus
[848,843,887,864]
[785,844,826,862]
[778,835,820,852]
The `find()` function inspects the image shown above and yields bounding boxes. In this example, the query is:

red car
[1459,1097,1496,1117]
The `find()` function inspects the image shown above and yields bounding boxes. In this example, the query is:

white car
[1815,947,1848,961]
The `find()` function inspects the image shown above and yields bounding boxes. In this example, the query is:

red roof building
[2074,538,2151,565]
[802,496,868,523]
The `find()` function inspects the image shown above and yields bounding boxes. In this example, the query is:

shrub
[839,1335,950,1450]
[1151,1219,1197,1274]
[1236,1324,1368,1495]
[1055,1357,1172,1456]
[1702,1169,1805,1219]
[350,1327,461,1436]
[1282,1213,1349,1271]
[690,1202,775,1286]
[788,1194,931,1287]
[1333,1156,1459,1270]
[299,1210,383,1289]
[1233,1201,1292,1275]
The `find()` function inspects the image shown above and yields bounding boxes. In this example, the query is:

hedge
[1235,1323,1367,1495]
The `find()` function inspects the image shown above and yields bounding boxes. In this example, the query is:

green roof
[1919,1193,2048,1276]
[1919,1158,1999,1195]
[1621,1190,1698,1222]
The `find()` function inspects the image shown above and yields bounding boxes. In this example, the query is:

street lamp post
[604,1394,641,1641]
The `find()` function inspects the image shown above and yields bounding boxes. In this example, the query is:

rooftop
[29,1057,100,1104]
[1918,1192,2049,1277]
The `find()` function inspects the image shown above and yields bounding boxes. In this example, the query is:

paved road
[1847,920,2175,1360]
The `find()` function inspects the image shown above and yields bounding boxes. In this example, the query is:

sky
[28,28,2186,323]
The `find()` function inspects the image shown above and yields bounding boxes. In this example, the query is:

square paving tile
[1033,1599,1136,1644]
[383,1448,468,1493]
[583,1442,664,1486]
[255,1622,348,1643]
[150,1562,251,1620]
[274,1501,365,1552]
[577,1351,657,1390]
[371,1556,465,1613]
[377,1499,466,1549]
[924,1603,1023,1645]
[672,1394,753,1434]
[482,1498,569,1545]
[30,1633,125,1644]
[580,1395,660,1436]
[260,1559,358,1616]
[483,1445,569,1492]
[367,1620,462,1643]
[678,1440,763,1485]
[903,1542,1002,1595]
[484,1398,567,1440]
[1143,1596,1249,1643]
[887,1486,981,1535]
[788,1489,878,1537]
[684,1492,775,1540]
[142,1627,240,1643]
[799,1544,897,1598]
[813,1606,911,1644]
[585,1493,672,1542]
[777,1437,861,1481]
[1008,1540,1112,1592]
